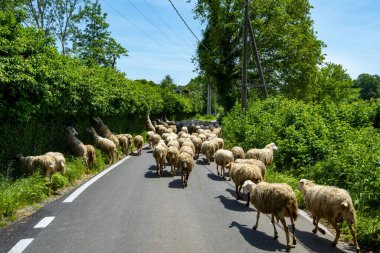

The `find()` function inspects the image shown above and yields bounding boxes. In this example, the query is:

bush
[51,173,69,191]
[222,96,380,248]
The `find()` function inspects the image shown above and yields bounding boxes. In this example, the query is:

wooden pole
[242,0,248,110]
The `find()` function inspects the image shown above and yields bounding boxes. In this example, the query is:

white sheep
[66,126,96,170]
[146,114,156,132]
[92,116,120,146]
[153,143,168,177]
[133,135,144,156]
[146,131,155,149]
[15,154,59,179]
[179,145,195,158]
[234,159,267,179]
[214,149,234,178]
[177,152,194,188]
[166,146,180,176]
[246,142,278,166]
[201,140,215,164]
[225,162,263,206]
[231,146,245,160]
[190,136,202,159]
[242,180,299,252]
[87,127,117,164]
[44,152,66,175]
[298,179,360,252]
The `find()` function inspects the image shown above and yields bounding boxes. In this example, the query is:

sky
[99,0,380,86]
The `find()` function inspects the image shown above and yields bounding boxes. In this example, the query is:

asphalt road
[0,147,358,253]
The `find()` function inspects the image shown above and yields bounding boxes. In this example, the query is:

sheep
[167,140,180,149]
[44,152,66,175]
[14,154,59,179]
[179,145,195,158]
[92,116,120,146]
[181,141,195,155]
[246,142,278,166]
[151,133,162,147]
[214,149,234,178]
[181,126,189,133]
[190,136,202,159]
[166,146,180,176]
[146,131,155,149]
[298,179,360,252]
[133,135,144,156]
[231,146,245,161]
[153,143,168,177]
[215,137,224,150]
[116,134,131,155]
[86,127,117,164]
[66,126,96,170]
[198,133,207,142]
[201,140,214,164]
[225,162,263,206]
[146,114,156,132]
[235,159,267,179]
[177,152,194,188]
[242,180,299,252]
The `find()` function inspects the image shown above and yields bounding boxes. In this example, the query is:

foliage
[71,0,128,68]
[192,0,325,110]
[354,73,380,101]
[222,97,380,247]
[51,173,69,191]
[160,74,177,92]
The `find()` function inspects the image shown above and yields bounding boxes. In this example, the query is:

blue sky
[100,0,380,85]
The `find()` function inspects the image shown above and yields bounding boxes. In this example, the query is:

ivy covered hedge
[222,97,380,247]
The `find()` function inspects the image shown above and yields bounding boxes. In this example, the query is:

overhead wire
[100,0,184,58]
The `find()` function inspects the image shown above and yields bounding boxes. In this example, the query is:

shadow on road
[207,173,225,181]
[168,179,183,189]
[144,170,158,178]
[196,159,209,165]
[215,195,253,212]
[148,165,156,171]
[229,221,288,252]
[225,188,249,203]
[295,229,354,253]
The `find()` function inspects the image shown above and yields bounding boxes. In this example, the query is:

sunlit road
[0,147,357,253]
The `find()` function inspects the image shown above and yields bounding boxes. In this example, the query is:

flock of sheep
[146,115,360,253]
[13,115,360,252]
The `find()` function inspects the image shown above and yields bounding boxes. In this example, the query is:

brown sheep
[133,135,144,156]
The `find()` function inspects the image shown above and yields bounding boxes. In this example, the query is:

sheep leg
[312,217,325,234]
[347,222,360,253]
[245,192,250,207]
[156,163,160,177]
[280,217,291,252]
[290,217,297,245]
[252,211,260,230]
[331,221,341,247]
[216,164,220,176]
[271,214,279,240]
[235,185,242,200]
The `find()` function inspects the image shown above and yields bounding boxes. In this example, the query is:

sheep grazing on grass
[133,135,144,156]
[246,142,278,166]
[177,152,194,188]
[66,126,96,170]
[214,149,234,179]
[242,180,299,252]
[298,179,360,252]
[15,154,59,180]
[225,162,263,206]
[44,152,66,175]
[153,143,168,177]
[201,140,214,164]
[234,159,267,179]
[166,146,180,176]
[87,127,117,164]
[231,146,245,161]
[92,116,120,146]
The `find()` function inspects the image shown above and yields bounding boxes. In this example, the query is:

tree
[308,63,353,103]
[192,0,325,111]
[160,75,177,92]
[354,74,380,100]
[71,0,127,67]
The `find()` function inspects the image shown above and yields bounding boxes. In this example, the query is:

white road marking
[7,238,34,253]
[299,210,333,236]
[63,146,147,203]
[34,216,55,228]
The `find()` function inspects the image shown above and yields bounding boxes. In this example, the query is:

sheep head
[265,142,278,151]
[92,116,101,124]
[298,179,314,193]
[66,126,78,136]
[242,180,257,194]
[14,154,24,161]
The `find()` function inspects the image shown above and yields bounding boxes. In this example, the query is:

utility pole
[242,0,248,110]
[207,83,211,115]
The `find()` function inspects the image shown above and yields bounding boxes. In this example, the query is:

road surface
[0,147,357,253]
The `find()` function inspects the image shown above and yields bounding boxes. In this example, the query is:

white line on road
[63,152,136,203]
[34,216,55,228]
[7,238,34,253]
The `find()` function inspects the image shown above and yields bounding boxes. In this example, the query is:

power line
[126,0,191,56]
[142,0,194,49]
[100,0,184,58]
[167,0,209,52]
